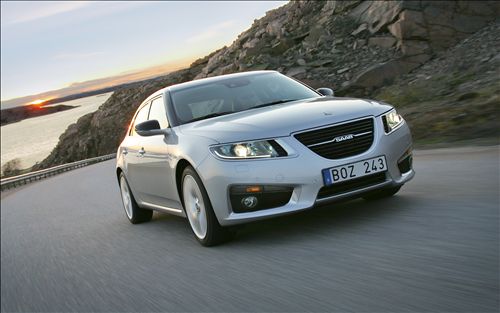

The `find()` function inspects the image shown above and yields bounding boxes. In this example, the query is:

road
[1,146,499,312]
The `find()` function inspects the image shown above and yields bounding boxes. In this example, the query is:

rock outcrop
[36,0,500,169]
[345,0,498,91]
[375,22,500,143]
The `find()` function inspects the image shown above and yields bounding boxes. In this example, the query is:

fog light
[230,185,293,213]
[241,196,258,209]
[398,148,413,174]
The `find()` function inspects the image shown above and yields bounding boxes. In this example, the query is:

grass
[374,69,500,145]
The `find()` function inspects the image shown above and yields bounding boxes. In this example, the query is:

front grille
[317,172,387,199]
[294,118,374,159]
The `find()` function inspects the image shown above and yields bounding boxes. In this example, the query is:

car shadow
[229,195,419,246]
[144,194,420,247]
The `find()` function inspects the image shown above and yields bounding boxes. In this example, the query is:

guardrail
[1,154,116,191]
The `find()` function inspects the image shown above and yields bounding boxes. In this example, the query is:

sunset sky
[0,1,285,105]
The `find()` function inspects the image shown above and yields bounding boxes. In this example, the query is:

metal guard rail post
[1,154,116,191]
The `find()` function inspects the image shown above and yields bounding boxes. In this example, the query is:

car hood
[178,97,392,143]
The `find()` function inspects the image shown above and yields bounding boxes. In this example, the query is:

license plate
[322,156,387,186]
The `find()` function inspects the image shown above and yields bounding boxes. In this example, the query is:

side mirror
[135,120,168,136]
[316,88,334,97]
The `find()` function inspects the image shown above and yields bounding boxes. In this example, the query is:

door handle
[122,148,128,155]
[138,148,146,157]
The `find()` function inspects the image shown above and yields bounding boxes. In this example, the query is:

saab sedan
[116,71,414,246]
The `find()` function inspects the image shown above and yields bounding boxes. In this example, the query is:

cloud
[185,20,236,44]
[1,1,91,25]
[54,51,105,60]
[1,1,150,26]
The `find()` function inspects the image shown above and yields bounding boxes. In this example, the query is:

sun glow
[28,99,51,109]
[29,99,46,105]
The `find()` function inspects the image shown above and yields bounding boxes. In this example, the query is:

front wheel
[119,173,153,224]
[363,186,401,201]
[182,166,234,246]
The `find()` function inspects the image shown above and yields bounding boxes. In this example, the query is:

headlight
[382,109,404,133]
[210,140,287,159]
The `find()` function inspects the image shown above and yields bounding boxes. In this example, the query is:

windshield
[170,72,319,124]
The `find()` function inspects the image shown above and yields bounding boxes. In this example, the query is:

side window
[130,102,151,136]
[148,97,169,128]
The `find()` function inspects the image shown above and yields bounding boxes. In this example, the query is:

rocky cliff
[36,0,499,169]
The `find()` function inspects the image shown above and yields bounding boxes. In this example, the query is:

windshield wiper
[187,111,234,123]
[252,99,300,109]
[185,99,299,123]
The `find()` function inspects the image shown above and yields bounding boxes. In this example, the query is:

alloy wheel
[120,176,133,219]
[183,175,208,239]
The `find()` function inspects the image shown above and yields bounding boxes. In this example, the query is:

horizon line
[0,59,194,107]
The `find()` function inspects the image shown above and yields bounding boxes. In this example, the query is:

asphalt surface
[1,146,499,312]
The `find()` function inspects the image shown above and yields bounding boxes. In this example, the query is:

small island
[0,104,77,126]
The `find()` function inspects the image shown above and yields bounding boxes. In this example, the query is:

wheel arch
[175,159,194,204]
[116,167,124,182]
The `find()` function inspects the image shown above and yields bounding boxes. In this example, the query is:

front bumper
[196,118,414,226]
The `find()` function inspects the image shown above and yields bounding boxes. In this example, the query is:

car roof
[164,70,278,93]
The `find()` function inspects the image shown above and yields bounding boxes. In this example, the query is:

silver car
[116,71,414,246]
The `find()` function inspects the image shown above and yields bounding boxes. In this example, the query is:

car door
[124,101,152,203]
[133,96,179,209]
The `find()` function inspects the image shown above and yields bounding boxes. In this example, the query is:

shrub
[1,158,22,178]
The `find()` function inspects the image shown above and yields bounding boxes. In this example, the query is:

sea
[1,92,113,170]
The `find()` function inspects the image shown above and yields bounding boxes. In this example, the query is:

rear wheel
[363,186,401,201]
[182,166,234,246]
[119,173,153,224]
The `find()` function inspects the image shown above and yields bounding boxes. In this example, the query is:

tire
[363,186,401,201]
[119,173,153,224]
[181,166,234,246]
